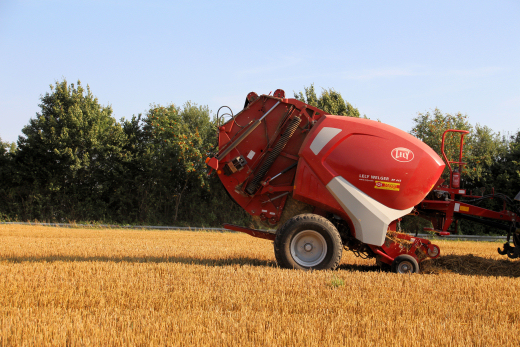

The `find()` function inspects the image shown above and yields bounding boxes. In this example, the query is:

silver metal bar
[259,101,281,121]
[267,162,298,183]
[216,101,281,160]
[261,191,290,204]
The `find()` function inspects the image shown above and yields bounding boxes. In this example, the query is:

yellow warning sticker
[374,181,400,191]
[460,205,469,212]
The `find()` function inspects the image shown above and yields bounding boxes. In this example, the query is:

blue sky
[1,0,519,143]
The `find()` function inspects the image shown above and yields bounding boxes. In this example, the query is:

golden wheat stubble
[0,225,518,346]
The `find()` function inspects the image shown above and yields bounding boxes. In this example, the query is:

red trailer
[416,130,520,259]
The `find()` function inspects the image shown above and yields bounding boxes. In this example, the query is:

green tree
[411,109,472,175]
[464,124,508,186]
[0,137,8,157]
[119,102,216,224]
[14,79,128,221]
[0,137,15,220]
[0,79,256,226]
[409,109,514,235]
[294,84,362,117]
[144,103,209,222]
[410,109,507,184]
[490,131,520,200]
[0,137,16,154]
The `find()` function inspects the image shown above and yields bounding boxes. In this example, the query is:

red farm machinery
[206,89,520,273]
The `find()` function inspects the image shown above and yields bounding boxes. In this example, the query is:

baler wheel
[391,255,419,274]
[274,214,342,270]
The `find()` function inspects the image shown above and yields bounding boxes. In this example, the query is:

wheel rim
[396,260,414,274]
[427,245,439,258]
[290,230,327,267]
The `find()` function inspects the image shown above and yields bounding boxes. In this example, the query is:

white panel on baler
[326,176,413,246]
[310,127,342,155]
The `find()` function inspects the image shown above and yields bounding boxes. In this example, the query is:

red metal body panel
[292,158,356,234]
[376,233,440,265]
[419,197,518,231]
[207,89,520,268]
[213,95,327,225]
[213,91,445,231]
[298,115,445,210]
[207,90,519,268]
[214,94,445,228]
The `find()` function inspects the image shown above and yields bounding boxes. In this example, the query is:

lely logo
[391,147,414,162]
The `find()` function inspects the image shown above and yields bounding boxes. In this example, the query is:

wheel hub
[397,261,413,273]
[427,245,439,258]
[290,230,327,267]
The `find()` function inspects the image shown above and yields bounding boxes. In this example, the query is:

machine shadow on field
[2,254,518,277]
[1,254,278,268]
[338,264,380,272]
[421,254,520,277]
[0,255,383,272]
[336,255,520,277]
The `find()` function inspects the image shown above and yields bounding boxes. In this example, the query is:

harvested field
[0,225,519,346]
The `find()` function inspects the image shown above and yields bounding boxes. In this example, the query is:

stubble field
[0,224,519,346]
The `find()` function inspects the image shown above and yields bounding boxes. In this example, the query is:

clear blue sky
[1,0,519,143]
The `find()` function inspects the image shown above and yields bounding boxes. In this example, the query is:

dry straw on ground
[0,224,519,346]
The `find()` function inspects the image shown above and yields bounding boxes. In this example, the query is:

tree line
[0,80,519,234]
[0,80,250,226]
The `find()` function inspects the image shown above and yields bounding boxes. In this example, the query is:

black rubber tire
[274,214,342,270]
[391,254,420,274]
